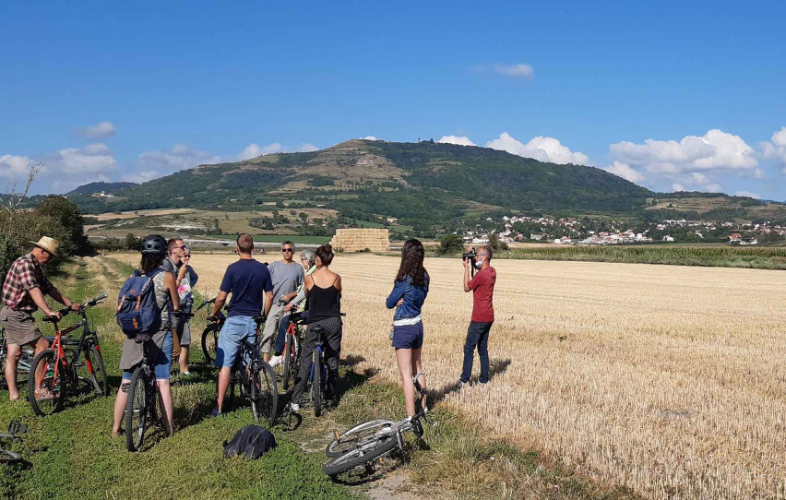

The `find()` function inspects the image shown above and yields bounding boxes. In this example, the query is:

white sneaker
[289,403,300,412]
[268,355,282,367]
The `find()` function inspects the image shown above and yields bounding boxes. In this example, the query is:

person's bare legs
[179,346,189,373]
[157,380,174,435]
[216,366,232,412]
[112,381,130,436]
[5,343,22,401]
[411,347,426,412]
[395,348,417,416]
[7,336,49,400]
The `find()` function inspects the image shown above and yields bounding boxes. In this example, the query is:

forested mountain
[66,181,137,196]
[63,140,655,228]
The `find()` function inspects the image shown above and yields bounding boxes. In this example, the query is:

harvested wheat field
[112,252,786,499]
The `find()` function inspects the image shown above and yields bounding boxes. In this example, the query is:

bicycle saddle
[253,316,265,325]
[290,312,306,324]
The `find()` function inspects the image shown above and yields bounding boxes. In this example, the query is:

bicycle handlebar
[42,291,108,323]
[196,297,217,311]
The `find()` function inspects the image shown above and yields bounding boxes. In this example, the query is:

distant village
[462,215,786,246]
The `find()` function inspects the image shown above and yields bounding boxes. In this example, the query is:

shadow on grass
[427,358,511,406]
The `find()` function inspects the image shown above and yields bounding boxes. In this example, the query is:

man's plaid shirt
[2,253,52,312]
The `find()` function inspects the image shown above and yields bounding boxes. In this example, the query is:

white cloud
[672,183,685,192]
[761,126,786,167]
[363,136,377,141]
[54,143,117,174]
[438,135,476,147]
[486,132,590,165]
[240,143,282,160]
[139,144,223,172]
[705,183,722,193]
[493,63,534,79]
[734,190,761,199]
[0,154,37,178]
[603,161,646,184]
[122,170,158,183]
[300,143,319,152]
[76,121,117,139]
[610,129,758,175]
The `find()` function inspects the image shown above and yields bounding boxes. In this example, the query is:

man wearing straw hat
[0,237,80,401]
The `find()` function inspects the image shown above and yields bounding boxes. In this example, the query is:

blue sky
[1,1,785,199]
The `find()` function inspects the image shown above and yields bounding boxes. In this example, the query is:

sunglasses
[177,245,187,250]
[282,248,294,253]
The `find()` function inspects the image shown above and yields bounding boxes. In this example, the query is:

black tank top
[307,279,341,323]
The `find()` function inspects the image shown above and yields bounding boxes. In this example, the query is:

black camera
[462,247,477,277]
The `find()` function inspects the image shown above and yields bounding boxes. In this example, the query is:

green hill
[66,181,137,196]
[66,140,653,227]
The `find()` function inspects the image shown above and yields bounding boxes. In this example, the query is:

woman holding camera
[386,239,429,417]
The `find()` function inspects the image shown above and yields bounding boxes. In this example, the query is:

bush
[438,234,465,255]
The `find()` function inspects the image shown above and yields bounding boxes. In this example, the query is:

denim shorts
[392,322,424,350]
[122,331,174,381]
[215,316,257,368]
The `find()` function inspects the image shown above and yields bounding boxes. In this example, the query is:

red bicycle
[27,292,109,417]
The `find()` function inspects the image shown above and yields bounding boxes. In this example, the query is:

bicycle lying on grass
[0,420,28,464]
[322,372,430,477]
[27,292,110,417]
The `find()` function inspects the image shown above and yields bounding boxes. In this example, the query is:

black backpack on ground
[223,425,277,459]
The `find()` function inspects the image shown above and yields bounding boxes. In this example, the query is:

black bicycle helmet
[140,234,167,255]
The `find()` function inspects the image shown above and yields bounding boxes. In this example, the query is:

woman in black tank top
[306,278,341,323]
[291,244,343,412]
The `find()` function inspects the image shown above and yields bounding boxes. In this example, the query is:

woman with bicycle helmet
[386,239,429,417]
[111,235,180,437]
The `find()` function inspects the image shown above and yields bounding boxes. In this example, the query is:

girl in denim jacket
[386,239,429,416]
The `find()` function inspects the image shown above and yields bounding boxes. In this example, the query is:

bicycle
[26,292,110,417]
[295,313,345,418]
[124,322,182,453]
[278,310,307,392]
[322,372,430,477]
[208,314,278,426]
[0,329,36,391]
[0,420,28,464]
[198,297,225,365]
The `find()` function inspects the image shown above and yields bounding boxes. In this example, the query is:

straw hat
[30,236,59,257]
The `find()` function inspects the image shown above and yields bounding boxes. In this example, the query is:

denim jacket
[385,273,429,321]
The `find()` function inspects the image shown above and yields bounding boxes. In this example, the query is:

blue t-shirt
[219,259,273,318]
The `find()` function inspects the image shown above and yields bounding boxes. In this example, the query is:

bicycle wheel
[282,333,296,391]
[125,367,148,452]
[322,430,398,476]
[252,361,278,427]
[27,350,67,417]
[326,419,395,458]
[86,343,109,396]
[312,350,322,418]
[201,325,219,365]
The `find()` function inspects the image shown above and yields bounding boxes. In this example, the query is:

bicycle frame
[38,311,101,389]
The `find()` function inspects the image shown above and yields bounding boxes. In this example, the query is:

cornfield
[113,252,786,499]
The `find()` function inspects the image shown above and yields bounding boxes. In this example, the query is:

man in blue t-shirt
[209,233,273,416]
